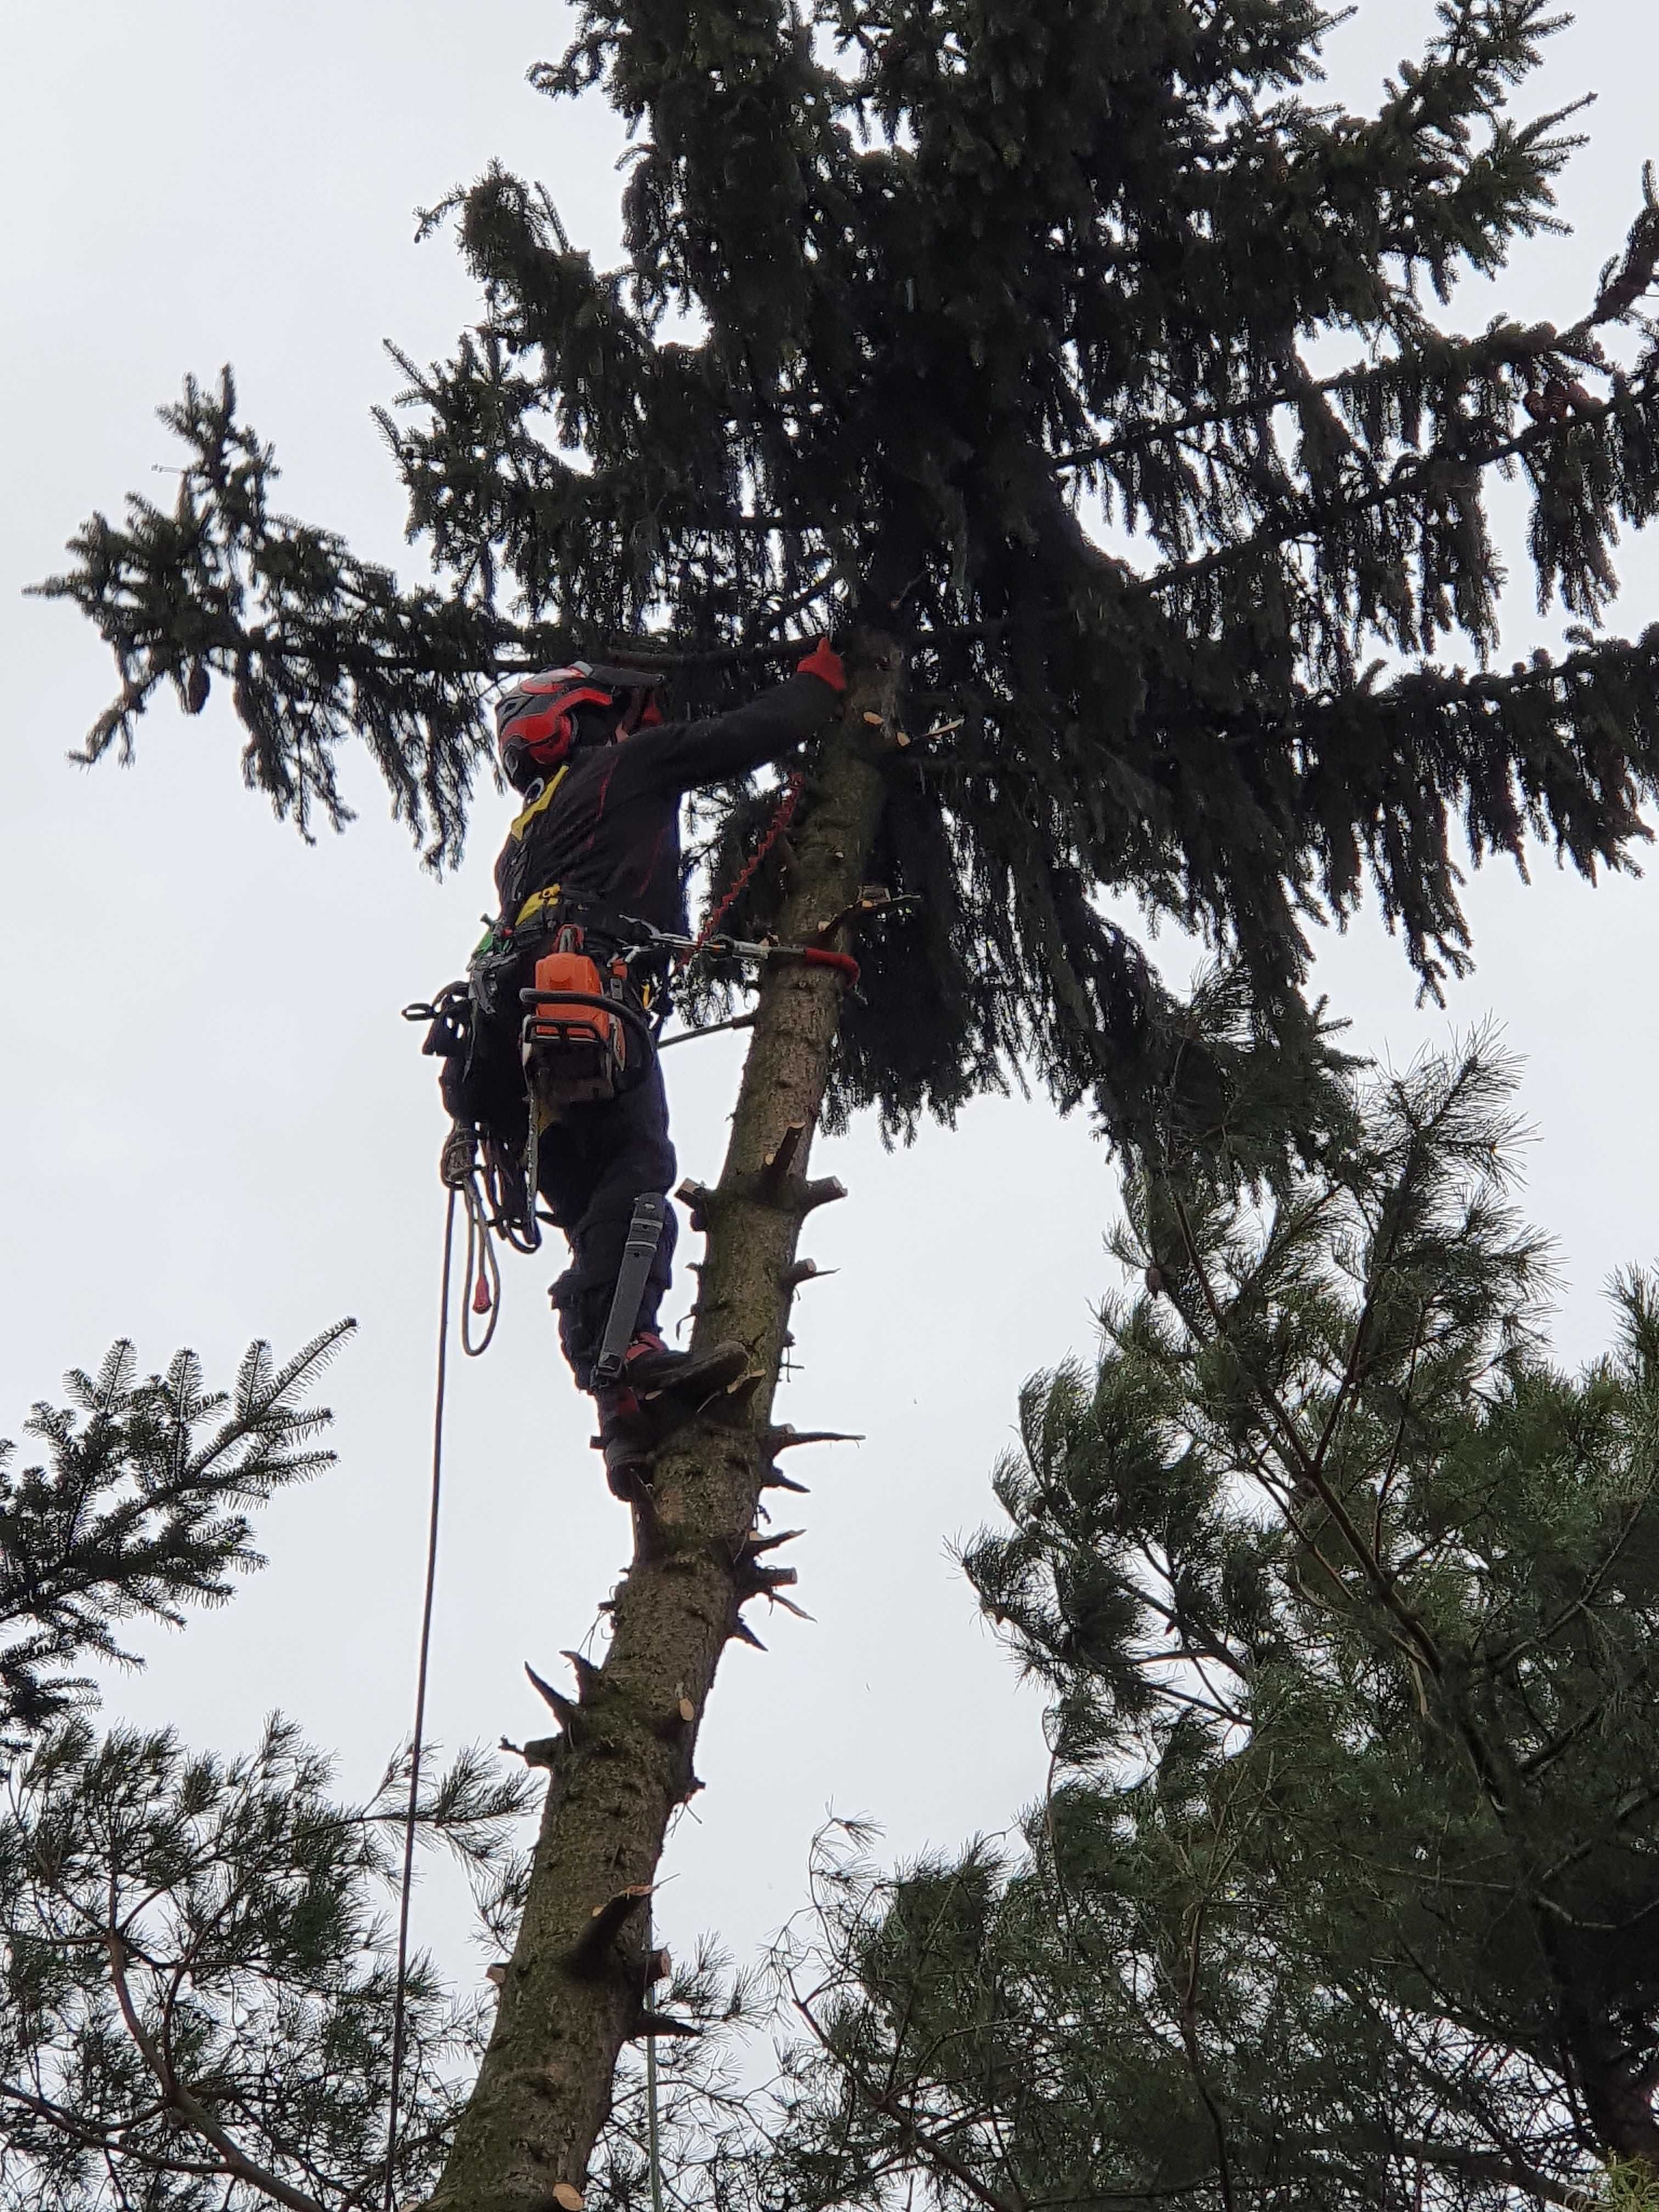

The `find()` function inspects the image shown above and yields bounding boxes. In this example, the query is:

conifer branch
[792,1991,1028,2212]
[105,1934,327,2212]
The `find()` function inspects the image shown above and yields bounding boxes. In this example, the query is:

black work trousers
[538,1061,677,1390]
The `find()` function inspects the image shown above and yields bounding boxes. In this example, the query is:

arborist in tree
[429,639,848,1489]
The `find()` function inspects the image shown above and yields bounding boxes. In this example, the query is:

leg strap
[592,1193,669,1385]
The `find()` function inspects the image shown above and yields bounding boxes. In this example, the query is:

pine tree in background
[760,1026,1659,2206]
[35,0,1659,2205]
[0,1331,535,2212]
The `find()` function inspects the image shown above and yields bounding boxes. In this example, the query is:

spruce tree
[759,1020,1659,2207]
[36,1,1659,2205]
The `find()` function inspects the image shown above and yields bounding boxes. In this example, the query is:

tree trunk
[425,637,901,2212]
[1571,2019,1659,2173]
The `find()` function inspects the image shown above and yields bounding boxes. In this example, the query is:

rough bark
[425,637,901,2212]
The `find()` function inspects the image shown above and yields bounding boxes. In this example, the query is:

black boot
[591,1334,751,1500]
[619,1331,749,1398]
[594,1385,656,1499]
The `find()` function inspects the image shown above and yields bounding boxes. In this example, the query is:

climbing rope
[383,1187,458,2212]
[677,770,804,973]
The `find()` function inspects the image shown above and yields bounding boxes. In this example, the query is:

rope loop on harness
[461,1172,502,1357]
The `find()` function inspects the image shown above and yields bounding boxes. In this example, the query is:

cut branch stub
[738,1561,799,1593]
[568,1886,654,1975]
[799,1176,847,1214]
[674,1178,716,1231]
[765,1425,865,1451]
[650,1692,699,1741]
[782,1257,838,1289]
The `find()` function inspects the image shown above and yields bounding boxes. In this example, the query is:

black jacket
[492,670,842,938]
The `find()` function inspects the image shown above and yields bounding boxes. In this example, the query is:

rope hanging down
[383,1187,458,2211]
[460,1167,502,1356]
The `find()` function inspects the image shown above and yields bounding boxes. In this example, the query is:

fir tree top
[39,0,1659,1129]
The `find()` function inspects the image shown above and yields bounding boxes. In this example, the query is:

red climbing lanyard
[676,770,805,971]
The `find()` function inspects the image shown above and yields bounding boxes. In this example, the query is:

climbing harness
[405,901,861,1342]
[402,761,902,1360]
[383,1187,457,2211]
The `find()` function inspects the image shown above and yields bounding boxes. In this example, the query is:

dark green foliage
[753,1036,1659,2206]
[0,1718,533,2212]
[40,0,1659,1130]
[0,1327,353,1750]
[0,1334,538,2210]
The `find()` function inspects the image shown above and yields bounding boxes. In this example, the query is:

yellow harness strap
[507,767,571,932]
[515,883,566,932]
[506,764,569,842]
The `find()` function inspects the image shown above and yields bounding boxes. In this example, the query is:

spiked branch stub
[761,1120,808,1194]
[569,1886,654,1974]
[765,1425,865,1451]
[742,1527,804,1559]
[629,1486,678,1561]
[562,1649,604,1702]
[729,1618,768,1652]
[526,1664,579,1733]
[763,1590,814,1621]
[782,1257,837,1289]
[761,1463,811,1493]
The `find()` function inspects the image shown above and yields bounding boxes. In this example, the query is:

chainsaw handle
[517,989,656,1059]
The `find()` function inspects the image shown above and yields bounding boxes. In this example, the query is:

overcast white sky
[5,0,1659,1993]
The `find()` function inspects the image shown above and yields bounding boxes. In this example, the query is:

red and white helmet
[495,661,663,789]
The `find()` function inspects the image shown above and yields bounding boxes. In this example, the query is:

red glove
[796,637,847,693]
